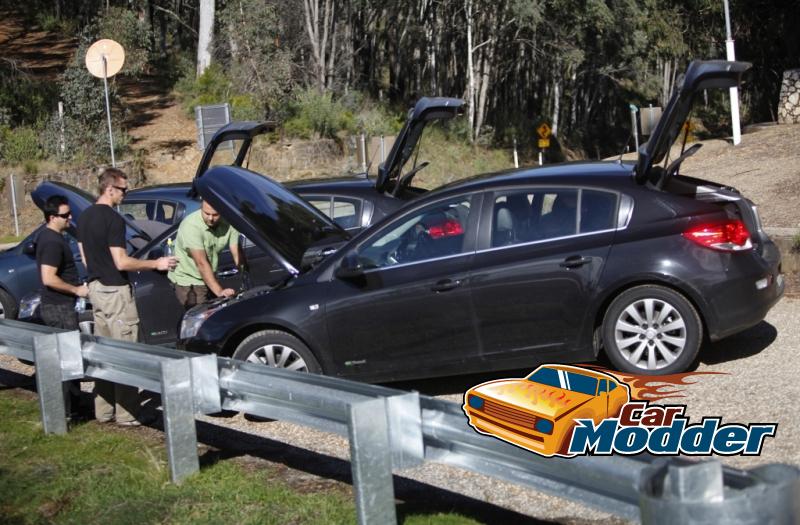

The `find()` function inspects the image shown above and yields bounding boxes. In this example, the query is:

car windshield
[526,368,598,396]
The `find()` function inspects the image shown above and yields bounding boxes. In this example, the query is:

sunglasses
[113,185,128,194]
[55,211,72,219]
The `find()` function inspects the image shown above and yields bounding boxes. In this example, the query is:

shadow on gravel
[189,419,560,525]
[699,320,778,367]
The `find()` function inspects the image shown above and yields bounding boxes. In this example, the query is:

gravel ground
[2,296,798,524]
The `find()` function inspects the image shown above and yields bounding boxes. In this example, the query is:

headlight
[467,395,485,410]
[19,293,41,319]
[534,418,554,435]
[179,303,226,339]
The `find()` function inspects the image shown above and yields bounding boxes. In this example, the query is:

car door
[324,193,481,379]
[471,187,617,367]
[129,230,184,345]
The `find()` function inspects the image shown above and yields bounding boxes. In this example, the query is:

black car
[179,60,783,378]
[17,98,462,339]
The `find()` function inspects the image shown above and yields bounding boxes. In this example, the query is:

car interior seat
[540,193,577,238]
[492,204,516,247]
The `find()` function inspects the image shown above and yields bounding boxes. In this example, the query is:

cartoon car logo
[463,364,631,457]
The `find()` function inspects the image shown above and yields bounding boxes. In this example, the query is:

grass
[0,390,481,525]
[0,235,21,244]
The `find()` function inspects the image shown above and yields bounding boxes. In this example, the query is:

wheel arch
[221,322,329,372]
[590,277,710,357]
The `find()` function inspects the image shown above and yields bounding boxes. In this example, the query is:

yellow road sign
[537,123,551,139]
[538,138,550,148]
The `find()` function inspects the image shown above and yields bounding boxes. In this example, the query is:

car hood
[634,60,751,184]
[471,378,595,420]
[194,121,277,179]
[193,165,350,275]
[31,181,150,241]
[376,97,464,193]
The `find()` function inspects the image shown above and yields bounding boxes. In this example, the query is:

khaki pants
[88,281,141,423]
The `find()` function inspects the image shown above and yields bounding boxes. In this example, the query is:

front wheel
[0,288,17,319]
[602,285,702,375]
[232,329,322,374]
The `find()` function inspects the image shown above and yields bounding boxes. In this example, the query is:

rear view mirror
[334,252,364,279]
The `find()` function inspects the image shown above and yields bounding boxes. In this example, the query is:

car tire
[233,330,322,374]
[0,288,18,320]
[602,285,702,375]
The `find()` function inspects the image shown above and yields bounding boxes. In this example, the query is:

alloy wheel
[246,343,310,372]
[613,298,687,371]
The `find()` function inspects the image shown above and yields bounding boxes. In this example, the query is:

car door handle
[217,267,239,277]
[431,279,462,292]
[559,255,592,269]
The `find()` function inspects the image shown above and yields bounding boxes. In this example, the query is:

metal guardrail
[1,319,798,524]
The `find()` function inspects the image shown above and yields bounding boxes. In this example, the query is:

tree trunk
[552,74,561,137]
[465,0,475,144]
[196,0,215,77]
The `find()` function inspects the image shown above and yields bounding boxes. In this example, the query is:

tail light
[428,219,464,239]
[683,220,752,252]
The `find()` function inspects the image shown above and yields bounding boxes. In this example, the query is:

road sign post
[536,123,552,166]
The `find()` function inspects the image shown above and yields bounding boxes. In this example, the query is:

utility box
[640,106,663,136]
[195,103,231,150]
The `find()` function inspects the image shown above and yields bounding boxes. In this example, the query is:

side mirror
[334,252,364,279]
[22,242,35,256]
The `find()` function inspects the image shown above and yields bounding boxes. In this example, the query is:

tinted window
[580,190,617,233]
[331,198,361,229]
[358,196,472,268]
[527,367,598,396]
[491,189,578,247]
[118,201,154,222]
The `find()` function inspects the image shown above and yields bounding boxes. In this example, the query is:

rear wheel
[232,329,322,374]
[0,289,18,319]
[602,285,702,375]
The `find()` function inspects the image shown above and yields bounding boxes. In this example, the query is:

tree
[197,0,215,76]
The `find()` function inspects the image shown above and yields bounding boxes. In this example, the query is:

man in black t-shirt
[35,195,89,329]
[77,168,177,426]
[35,195,90,421]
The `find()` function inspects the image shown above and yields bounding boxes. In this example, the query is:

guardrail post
[33,331,83,435]
[639,460,800,523]
[160,358,199,483]
[348,397,397,525]
[386,392,424,469]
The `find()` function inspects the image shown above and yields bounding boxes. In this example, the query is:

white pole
[360,133,367,173]
[380,134,385,163]
[9,174,19,238]
[513,136,519,168]
[723,0,742,145]
[629,104,639,153]
[102,56,116,166]
[58,101,65,157]
[538,151,543,166]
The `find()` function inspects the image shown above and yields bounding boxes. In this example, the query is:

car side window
[358,195,472,269]
[307,197,362,229]
[580,190,617,233]
[598,379,608,395]
[491,189,578,247]
[156,202,176,224]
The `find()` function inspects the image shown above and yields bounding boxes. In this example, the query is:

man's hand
[75,284,89,298]
[155,256,178,271]
[218,288,236,298]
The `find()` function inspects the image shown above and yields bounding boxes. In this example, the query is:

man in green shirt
[168,200,241,308]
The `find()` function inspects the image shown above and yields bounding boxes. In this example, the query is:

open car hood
[375,97,464,193]
[194,165,350,275]
[31,181,151,242]
[634,60,751,184]
[194,121,277,180]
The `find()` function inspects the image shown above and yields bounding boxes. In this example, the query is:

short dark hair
[43,195,69,222]
[97,167,128,195]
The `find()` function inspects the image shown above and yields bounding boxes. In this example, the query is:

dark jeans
[40,302,79,330]
[40,301,82,418]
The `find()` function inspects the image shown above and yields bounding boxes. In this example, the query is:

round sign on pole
[85,39,125,78]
